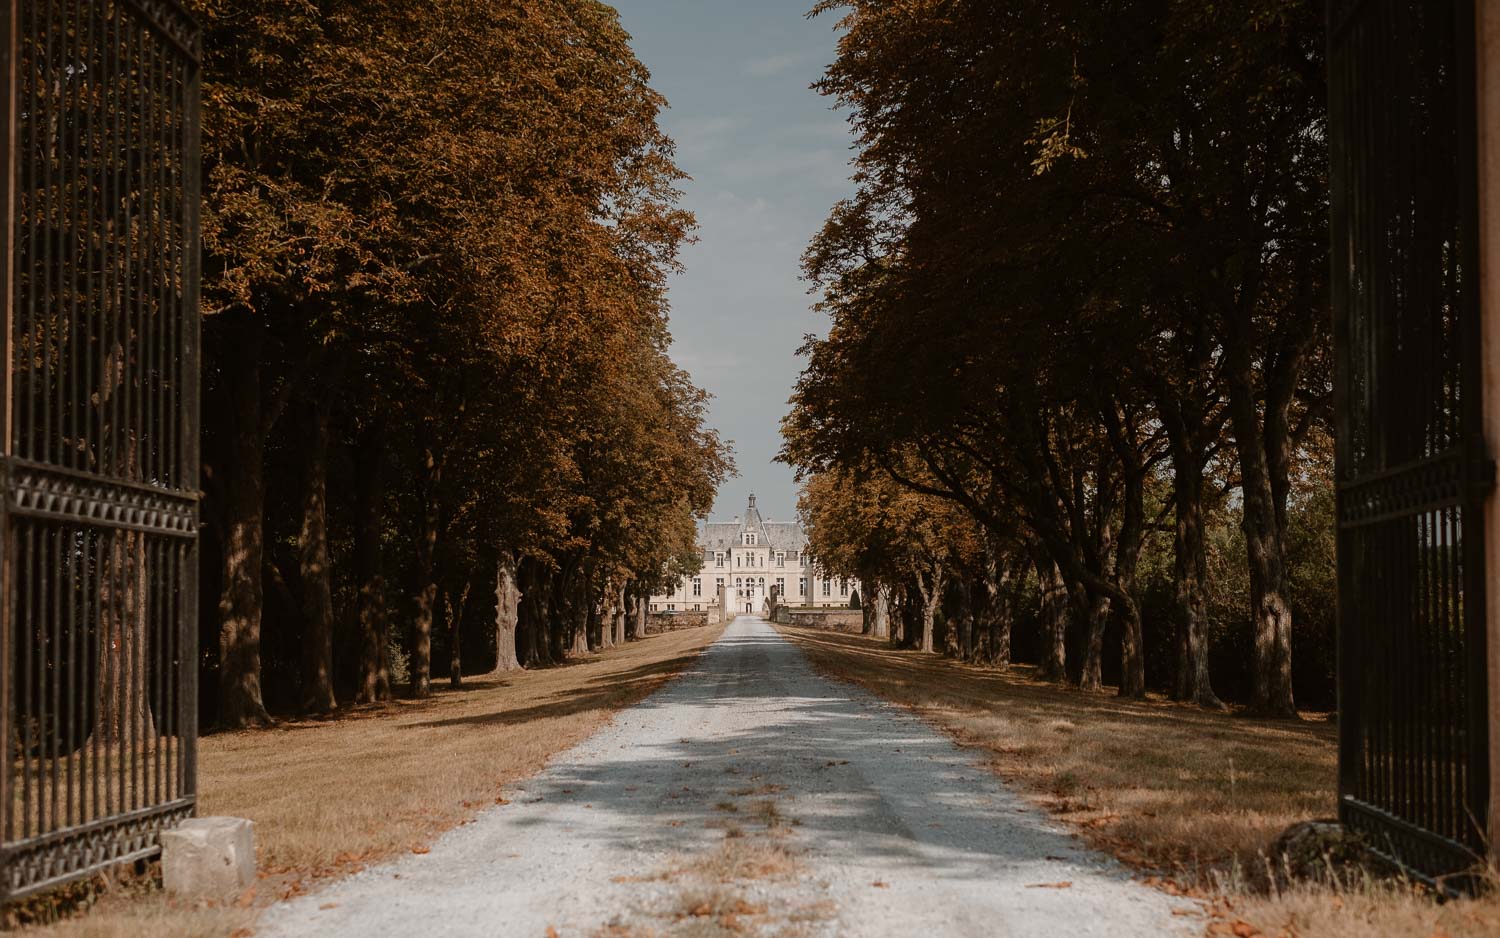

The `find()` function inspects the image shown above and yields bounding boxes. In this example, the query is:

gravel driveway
[262,616,1199,937]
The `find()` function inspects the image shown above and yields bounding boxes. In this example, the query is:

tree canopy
[196,0,732,725]
[782,0,1331,714]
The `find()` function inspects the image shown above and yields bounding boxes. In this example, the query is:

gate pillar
[1476,0,1500,865]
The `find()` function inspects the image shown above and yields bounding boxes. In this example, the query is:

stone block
[160,816,256,898]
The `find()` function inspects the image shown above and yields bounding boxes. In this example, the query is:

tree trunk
[492,551,522,672]
[96,528,156,745]
[1225,315,1300,719]
[1033,550,1067,682]
[548,569,571,662]
[447,580,471,688]
[634,593,648,639]
[217,342,272,727]
[568,571,591,657]
[596,591,614,650]
[520,561,554,668]
[1117,597,1146,699]
[1171,451,1224,709]
[354,421,391,704]
[570,602,591,656]
[298,398,337,714]
[954,580,975,660]
[894,586,916,646]
[1102,405,1149,700]
[409,446,440,699]
[1243,503,1297,717]
[613,586,627,645]
[915,565,944,653]
[1077,589,1110,693]
[870,583,891,639]
[985,548,1014,668]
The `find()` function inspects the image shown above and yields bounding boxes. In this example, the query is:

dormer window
[715,552,724,567]
[744,533,757,546]
[776,552,785,567]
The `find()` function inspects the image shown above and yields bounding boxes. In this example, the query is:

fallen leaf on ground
[1026,881,1072,889]
[872,881,889,888]
[411,845,430,855]
[319,903,339,911]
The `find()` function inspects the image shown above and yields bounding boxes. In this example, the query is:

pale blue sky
[610,0,854,524]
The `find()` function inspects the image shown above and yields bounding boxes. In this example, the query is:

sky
[609,0,855,526]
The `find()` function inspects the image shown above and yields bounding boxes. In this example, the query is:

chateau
[648,495,860,614]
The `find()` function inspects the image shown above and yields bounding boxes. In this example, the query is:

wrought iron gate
[0,0,200,901]
[1329,0,1492,883]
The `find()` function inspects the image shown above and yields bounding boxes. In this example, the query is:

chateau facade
[648,495,860,614]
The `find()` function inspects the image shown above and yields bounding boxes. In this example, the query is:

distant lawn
[21,624,724,938]
[776,624,1500,938]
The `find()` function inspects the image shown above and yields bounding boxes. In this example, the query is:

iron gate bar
[1329,0,1493,886]
[7,460,198,537]
[0,0,201,902]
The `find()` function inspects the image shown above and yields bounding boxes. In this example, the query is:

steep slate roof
[761,523,804,552]
[700,523,742,552]
[697,495,808,555]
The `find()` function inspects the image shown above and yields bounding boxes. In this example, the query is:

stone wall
[646,611,713,632]
[772,608,863,632]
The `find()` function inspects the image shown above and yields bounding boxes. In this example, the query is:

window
[735,578,743,588]
[840,579,848,596]
[776,552,784,567]
[822,579,831,597]
[745,533,757,546]
[650,603,658,611]
[736,554,740,567]
[715,552,724,568]
[692,578,701,597]
[759,577,765,588]
[799,577,807,596]
[667,604,675,611]
[775,576,784,594]
[716,577,724,592]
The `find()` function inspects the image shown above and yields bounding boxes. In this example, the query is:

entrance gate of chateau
[0,0,202,900]
[1328,0,1492,884]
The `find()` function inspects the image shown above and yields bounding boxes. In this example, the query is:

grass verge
[19,624,724,938]
[775,624,1500,937]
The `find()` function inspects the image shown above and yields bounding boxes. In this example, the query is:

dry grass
[20,625,724,937]
[677,839,803,884]
[777,624,1500,936]
[632,830,818,937]
[1227,877,1500,937]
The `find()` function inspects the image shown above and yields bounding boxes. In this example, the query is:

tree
[784,0,1329,710]
[196,0,729,721]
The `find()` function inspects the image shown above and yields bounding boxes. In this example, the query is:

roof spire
[748,493,757,510]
